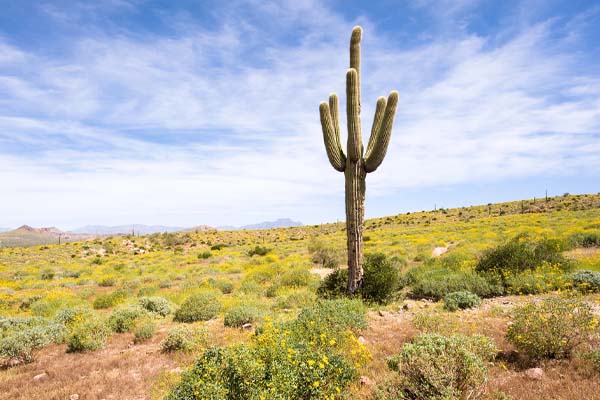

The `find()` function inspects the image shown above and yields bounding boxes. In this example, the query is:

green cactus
[319,26,398,293]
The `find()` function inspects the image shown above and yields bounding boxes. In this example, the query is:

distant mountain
[0,225,89,248]
[70,224,189,235]
[218,218,303,231]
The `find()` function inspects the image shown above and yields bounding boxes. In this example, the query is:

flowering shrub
[507,295,599,360]
[133,317,156,344]
[161,325,209,353]
[167,300,370,399]
[66,314,110,353]
[571,270,600,293]
[382,334,496,400]
[223,305,264,328]
[107,306,146,333]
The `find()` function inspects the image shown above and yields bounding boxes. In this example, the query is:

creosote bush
[443,291,481,311]
[380,334,496,400]
[66,314,110,353]
[317,253,400,304]
[138,296,173,317]
[174,293,221,323]
[223,305,264,328]
[247,245,271,257]
[571,270,600,293]
[161,325,208,353]
[506,294,599,360]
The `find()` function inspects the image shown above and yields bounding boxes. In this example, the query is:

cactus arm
[319,101,346,172]
[328,93,345,161]
[364,91,399,173]
[350,26,362,107]
[365,96,387,160]
[346,68,362,162]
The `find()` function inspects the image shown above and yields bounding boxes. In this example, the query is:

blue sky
[0,0,599,230]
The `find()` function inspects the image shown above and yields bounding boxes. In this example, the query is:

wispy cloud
[0,0,598,228]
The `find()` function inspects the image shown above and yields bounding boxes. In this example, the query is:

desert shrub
[174,293,221,323]
[66,315,110,353]
[40,269,55,280]
[167,313,370,400]
[308,239,343,269]
[506,295,599,360]
[0,323,66,364]
[224,305,264,328]
[98,276,117,287]
[137,286,158,297]
[571,270,600,293]
[383,334,496,400]
[92,288,129,309]
[280,268,314,287]
[290,298,368,339]
[361,253,401,304]
[133,317,156,344]
[504,264,569,295]
[198,250,212,259]
[475,235,571,285]
[107,306,146,333]
[138,296,173,317]
[247,245,271,257]
[161,325,209,352]
[274,290,317,309]
[158,279,172,289]
[210,279,234,294]
[54,307,91,326]
[570,232,600,248]
[409,268,503,300]
[444,291,481,311]
[317,253,401,304]
[265,284,280,298]
[317,267,348,298]
[238,279,263,295]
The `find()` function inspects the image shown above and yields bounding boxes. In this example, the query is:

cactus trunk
[319,26,398,294]
[345,159,366,292]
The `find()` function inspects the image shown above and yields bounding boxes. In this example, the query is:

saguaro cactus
[319,26,398,293]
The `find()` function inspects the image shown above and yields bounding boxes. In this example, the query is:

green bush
[138,296,173,317]
[198,250,212,259]
[98,276,117,287]
[66,315,110,353]
[247,245,271,257]
[107,306,146,333]
[475,235,571,285]
[280,268,315,288]
[570,232,600,248]
[409,268,503,300]
[308,239,343,269]
[93,289,129,309]
[383,334,496,400]
[504,265,568,295]
[506,295,599,360]
[210,279,234,294]
[167,307,370,400]
[224,305,264,328]
[133,317,156,344]
[290,298,368,340]
[54,307,91,326]
[361,253,401,304]
[174,293,221,323]
[210,243,227,251]
[571,270,600,293]
[317,253,401,304]
[40,269,55,280]
[0,324,66,364]
[443,291,481,311]
[161,325,209,352]
[274,290,317,310]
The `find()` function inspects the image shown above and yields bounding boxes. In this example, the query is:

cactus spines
[319,26,398,293]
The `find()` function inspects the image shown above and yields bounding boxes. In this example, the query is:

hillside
[0,193,599,400]
[0,226,92,248]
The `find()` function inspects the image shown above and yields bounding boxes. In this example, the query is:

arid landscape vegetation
[1,193,599,399]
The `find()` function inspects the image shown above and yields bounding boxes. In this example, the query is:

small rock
[524,368,544,380]
[241,323,253,329]
[33,372,47,381]
[378,310,385,317]
[402,303,412,311]
[358,336,367,345]
[359,376,373,387]
[70,395,80,400]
